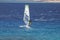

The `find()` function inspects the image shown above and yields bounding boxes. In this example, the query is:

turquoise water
[0,20,60,40]
[0,3,60,40]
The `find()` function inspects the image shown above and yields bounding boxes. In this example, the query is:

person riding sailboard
[19,4,31,28]
[23,4,31,28]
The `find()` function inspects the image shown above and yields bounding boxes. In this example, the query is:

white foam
[19,25,30,29]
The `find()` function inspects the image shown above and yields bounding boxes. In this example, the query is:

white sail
[23,5,30,28]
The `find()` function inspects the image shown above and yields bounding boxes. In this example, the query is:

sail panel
[23,5,30,25]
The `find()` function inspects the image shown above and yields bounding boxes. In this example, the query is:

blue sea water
[0,3,60,40]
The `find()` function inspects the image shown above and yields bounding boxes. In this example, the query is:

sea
[0,3,60,40]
